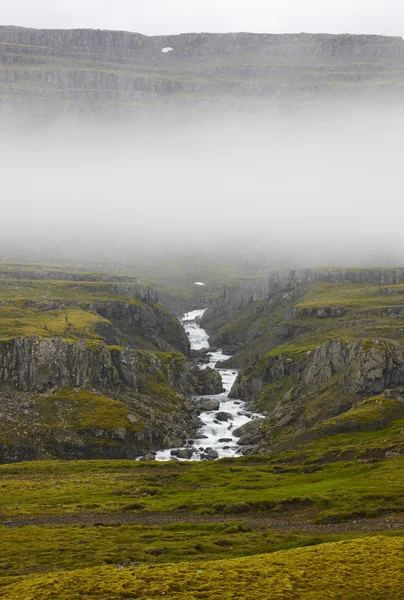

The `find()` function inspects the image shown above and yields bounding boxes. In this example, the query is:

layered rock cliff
[0,266,223,462]
[0,336,223,462]
[201,268,404,351]
[230,338,404,456]
[1,27,404,117]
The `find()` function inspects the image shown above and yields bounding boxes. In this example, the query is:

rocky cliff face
[0,336,222,396]
[232,338,404,402]
[1,27,404,117]
[202,268,404,333]
[230,338,404,454]
[0,336,223,462]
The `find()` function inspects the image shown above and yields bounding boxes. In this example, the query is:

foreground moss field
[1,536,403,599]
[1,457,404,522]
[0,457,402,597]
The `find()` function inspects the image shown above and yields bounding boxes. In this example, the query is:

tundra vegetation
[0,263,403,597]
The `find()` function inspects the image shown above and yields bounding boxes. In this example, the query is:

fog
[2,0,404,38]
[1,106,404,272]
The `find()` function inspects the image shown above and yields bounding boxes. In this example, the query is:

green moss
[0,305,109,341]
[1,537,403,599]
[36,389,141,434]
[0,457,403,522]
[0,522,402,583]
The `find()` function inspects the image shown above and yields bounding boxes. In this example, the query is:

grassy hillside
[0,264,185,351]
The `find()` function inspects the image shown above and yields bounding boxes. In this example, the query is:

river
[155,309,262,461]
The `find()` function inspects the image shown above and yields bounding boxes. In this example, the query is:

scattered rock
[215,411,234,422]
[139,453,156,462]
[385,451,403,459]
[171,448,194,459]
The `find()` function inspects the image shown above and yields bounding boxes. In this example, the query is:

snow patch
[162,47,173,53]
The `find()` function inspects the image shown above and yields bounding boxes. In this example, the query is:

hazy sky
[2,0,404,37]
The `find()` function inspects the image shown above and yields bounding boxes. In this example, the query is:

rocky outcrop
[203,269,404,327]
[94,301,189,354]
[232,338,404,402]
[0,337,183,393]
[0,335,223,462]
[230,338,404,456]
[190,366,224,396]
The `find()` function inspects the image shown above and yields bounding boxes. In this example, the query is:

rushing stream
[156,309,262,461]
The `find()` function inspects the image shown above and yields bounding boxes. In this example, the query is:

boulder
[197,399,220,412]
[139,453,156,462]
[233,420,262,438]
[203,448,219,460]
[192,367,223,395]
[215,411,234,422]
[171,448,194,459]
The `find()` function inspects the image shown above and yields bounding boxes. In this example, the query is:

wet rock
[218,438,233,443]
[196,399,220,412]
[139,453,156,461]
[171,448,194,459]
[166,438,185,449]
[204,448,219,460]
[192,367,223,395]
[215,411,234,422]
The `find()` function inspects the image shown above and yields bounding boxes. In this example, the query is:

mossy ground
[3,521,395,580]
[0,457,403,523]
[1,536,402,599]
[0,266,188,353]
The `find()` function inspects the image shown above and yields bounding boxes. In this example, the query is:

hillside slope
[0,264,222,461]
[202,268,404,459]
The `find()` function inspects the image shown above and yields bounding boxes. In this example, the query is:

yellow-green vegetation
[220,281,404,368]
[0,304,108,341]
[1,536,402,599]
[3,522,393,580]
[36,389,141,433]
[0,266,189,352]
[0,457,403,523]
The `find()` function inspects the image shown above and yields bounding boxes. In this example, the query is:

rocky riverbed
[156,309,263,461]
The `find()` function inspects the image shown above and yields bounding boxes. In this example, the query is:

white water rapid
[156,309,263,461]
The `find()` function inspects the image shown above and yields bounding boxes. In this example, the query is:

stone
[139,453,156,462]
[215,411,234,422]
[171,448,194,459]
[197,399,220,412]
[385,451,402,459]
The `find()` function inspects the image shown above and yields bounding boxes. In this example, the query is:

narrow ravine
[156,309,263,461]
